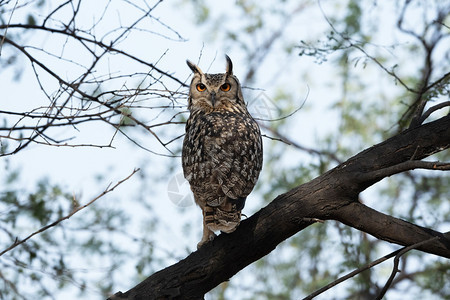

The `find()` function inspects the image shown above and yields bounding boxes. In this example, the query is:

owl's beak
[210,92,216,107]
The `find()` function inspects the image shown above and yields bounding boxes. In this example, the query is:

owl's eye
[196,83,207,92]
[220,83,231,92]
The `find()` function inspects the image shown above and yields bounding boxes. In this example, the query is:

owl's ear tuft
[186,60,204,75]
[225,55,233,75]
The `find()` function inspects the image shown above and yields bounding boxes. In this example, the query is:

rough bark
[109,115,450,300]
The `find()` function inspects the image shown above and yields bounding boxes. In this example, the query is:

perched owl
[182,55,263,248]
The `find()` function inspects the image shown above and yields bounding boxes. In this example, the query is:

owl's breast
[182,110,262,203]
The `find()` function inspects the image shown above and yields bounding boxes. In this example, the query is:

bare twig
[0,168,140,257]
[0,0,188,157]
[0,0,18,55]
[260,123,342,163]
[302,248,401,300]
[302,236,441,300]
[253,85,309,122]
[375,236,440,300]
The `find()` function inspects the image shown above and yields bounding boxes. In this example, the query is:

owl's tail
[204,205,241,233]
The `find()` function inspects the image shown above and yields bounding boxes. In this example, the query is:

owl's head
[186,55,246,113]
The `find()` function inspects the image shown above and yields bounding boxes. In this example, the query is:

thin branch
[0,2,187,156]
[423,71,450,94]
[417,101,450,125]
[253,85,309,122]
[375,236,440,300]
[0,28,186,87]
[0,0,18,55]
[42,0,72,26]
[260,123,342,163]
[0,135,116,149]
[303,235,441,300]
[0,33,179,156]
[397,0,448,129]
[358,160,450,183]
[0,168,140,257]
[260,133,291,145]
[318,0,448,131]
[302,248,402,300]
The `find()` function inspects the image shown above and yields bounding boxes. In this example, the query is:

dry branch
[375,236,440,300]
[303,235,443,300]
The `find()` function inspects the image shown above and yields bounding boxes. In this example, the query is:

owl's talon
[197,232,216,249]
[197,222,216,249]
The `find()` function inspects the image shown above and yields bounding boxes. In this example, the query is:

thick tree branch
[109,115,450,299]
[333,202,450,257]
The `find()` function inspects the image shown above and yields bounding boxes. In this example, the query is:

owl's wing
[204,114,262,204]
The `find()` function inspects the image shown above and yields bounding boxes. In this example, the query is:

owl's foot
[197,225,216,249]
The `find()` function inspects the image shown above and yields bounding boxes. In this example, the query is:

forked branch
[375,236,441,300]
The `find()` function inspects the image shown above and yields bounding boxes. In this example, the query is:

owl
[182,55,263,248]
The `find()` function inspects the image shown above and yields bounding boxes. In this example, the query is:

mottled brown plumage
[182,55,263,248]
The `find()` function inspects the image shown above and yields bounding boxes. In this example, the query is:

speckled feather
[182,56,263,247]
[183,110,262,205]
